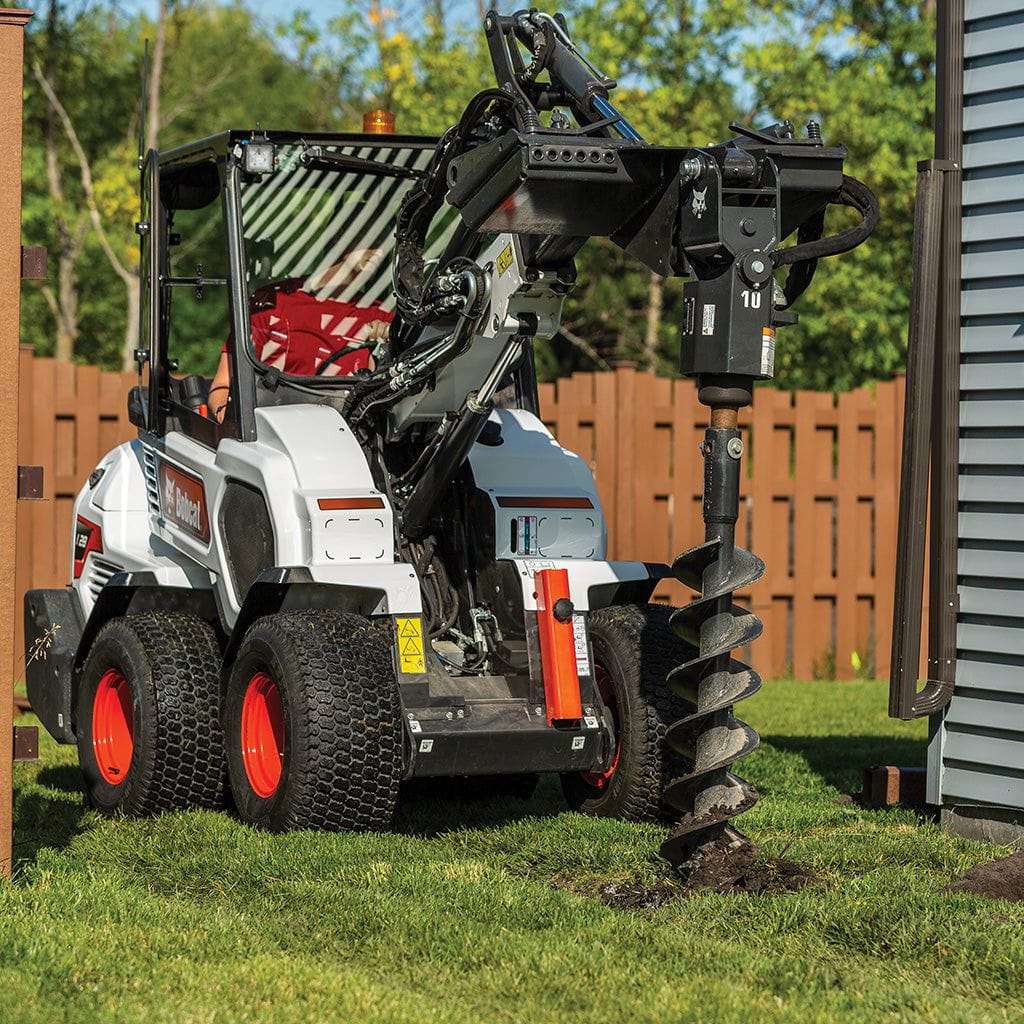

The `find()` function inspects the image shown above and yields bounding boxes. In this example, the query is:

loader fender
[74,573,218,734]
[26,572,219,744]
[221,565,423,686]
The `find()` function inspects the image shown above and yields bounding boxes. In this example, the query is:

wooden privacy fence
[538,367,909,681]
[13,350,908,682]
[15,348,137,679]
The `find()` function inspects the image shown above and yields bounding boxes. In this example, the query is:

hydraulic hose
[393,89,519,318]
[773,175,878,308]
[772,175,879,269]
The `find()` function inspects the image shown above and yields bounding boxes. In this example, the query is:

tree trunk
[146,0,166,152]
[642,271,664,371]
[45,0,81,362]
[53,245,79,362]
[370,0,391,107]
[121,273,141,371]
[122,0,163,371]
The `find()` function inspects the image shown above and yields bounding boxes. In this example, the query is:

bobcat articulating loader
[25,9,876,873]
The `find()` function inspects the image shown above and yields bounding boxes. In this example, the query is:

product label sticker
[572,614,590,677]
[523,559,557,574]
[513,514,539,555]
[760,326,776,376]
[702,303,716,336]
[396,616,426,674]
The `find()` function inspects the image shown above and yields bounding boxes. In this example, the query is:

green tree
[735,0,935,389]
[20,0,933,393]
[21,1,338,368]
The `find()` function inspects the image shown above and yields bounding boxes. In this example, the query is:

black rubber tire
[224,610,404,832]
[561,603,691,822]
[76,613,226,815]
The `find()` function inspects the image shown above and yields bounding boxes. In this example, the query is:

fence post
[0,6,32,879]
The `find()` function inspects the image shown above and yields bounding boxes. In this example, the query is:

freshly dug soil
[598,880,681,910]
[679,836,817,895]
[945,852,1024,902]
[596,840,817,910]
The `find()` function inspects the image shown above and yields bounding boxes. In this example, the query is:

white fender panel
[305,563,422,616]
[468,409,607,560]
[511,558,655,612]
[72,441,210,621]
[155,404,394,626]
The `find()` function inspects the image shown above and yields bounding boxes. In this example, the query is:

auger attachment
[661,399,764,873]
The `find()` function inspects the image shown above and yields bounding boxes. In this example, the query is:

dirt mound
[596,842,817,910]
[945,852,1024,902]
[680,837,816,894]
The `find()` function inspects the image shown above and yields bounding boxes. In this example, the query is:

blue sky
[118,0,485,34]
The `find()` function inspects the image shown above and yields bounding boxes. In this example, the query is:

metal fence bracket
[13,726,38,763]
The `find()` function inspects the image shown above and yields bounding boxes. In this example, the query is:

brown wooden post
[0,7,31,879]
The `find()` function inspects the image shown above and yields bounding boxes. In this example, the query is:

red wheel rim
[241,671,284,798]
[580,662,620,789]
[92,669,135,785]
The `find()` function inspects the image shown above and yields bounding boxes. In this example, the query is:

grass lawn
[3,679,1022,1024]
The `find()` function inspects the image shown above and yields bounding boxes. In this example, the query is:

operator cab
[129,130,534,449]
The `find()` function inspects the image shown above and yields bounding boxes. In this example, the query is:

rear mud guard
[24,588,84,744]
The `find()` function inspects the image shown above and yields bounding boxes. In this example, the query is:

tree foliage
[19,0,935,391]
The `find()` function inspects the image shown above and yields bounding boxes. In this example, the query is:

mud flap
[24,588,83,744]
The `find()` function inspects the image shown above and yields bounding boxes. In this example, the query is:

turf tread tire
[77,612,226,815]
[561,603,691,823]
[225,611,403,832]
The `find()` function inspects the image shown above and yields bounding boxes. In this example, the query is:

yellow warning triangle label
[395,617,426,674]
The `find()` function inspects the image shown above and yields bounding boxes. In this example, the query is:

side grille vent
[88,558,123,599]
[141,446,160,513]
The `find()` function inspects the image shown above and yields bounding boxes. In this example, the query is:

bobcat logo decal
[692,187,708,219]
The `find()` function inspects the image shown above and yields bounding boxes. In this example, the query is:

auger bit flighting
[661,392,764,873]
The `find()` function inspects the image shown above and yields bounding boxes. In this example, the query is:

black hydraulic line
[771,175,878,269]
[661,401,763,872]
[298,150,425,179]
[393,88,518,316]
[781,208,825,308]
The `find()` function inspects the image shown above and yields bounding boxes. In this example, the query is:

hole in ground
[560,839,819,911]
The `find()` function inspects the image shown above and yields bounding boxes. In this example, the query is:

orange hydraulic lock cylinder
[534,568,583,724]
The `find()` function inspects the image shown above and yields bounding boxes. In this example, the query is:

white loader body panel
[72,402,649,632]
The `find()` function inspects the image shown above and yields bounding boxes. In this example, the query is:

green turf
[3,680,1022,1024]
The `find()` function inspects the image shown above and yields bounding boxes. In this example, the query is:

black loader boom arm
[376,7,877,875]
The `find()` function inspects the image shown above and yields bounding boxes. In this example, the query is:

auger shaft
[662,392,764,873]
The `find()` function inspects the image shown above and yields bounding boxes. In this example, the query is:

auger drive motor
[24,8,875,874]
